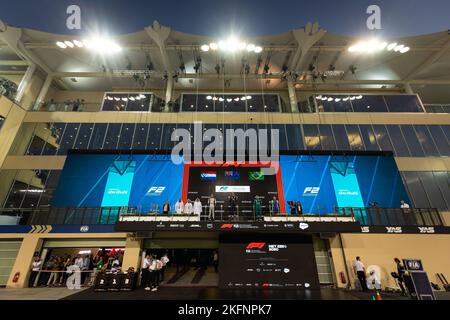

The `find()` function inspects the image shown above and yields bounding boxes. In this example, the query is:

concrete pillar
[164,75,173,112]
[287,79,298,112]
[33,74,53,110]
[122,237,143,270]
[6,234,43,288]
[15,63,36,104]
[404,83,414,95]
[0,97,26,168]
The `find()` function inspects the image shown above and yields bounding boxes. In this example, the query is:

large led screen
[219,234,320,289]
[52,154,184,212]
[280,154,410,214]
[53,152,410,215]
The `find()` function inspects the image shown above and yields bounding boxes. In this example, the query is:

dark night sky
[0,0,449,37]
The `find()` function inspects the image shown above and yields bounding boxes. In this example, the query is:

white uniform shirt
[161,256,170,266]
[354,260,365,272]
[184,202,193,214]
[32,261,42,271]
[149,260,158,271]
[142,258,151,269]
[175,201,184,214]
[193,201,202,215]
[74,258,84,268]
[401,203,410,209]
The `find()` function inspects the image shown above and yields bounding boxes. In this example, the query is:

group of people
[353,256,407,295]
[141,253,170,292]
[28,249,123,288]
[161,194,283,221]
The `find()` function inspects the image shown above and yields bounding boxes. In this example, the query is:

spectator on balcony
[48,99,56,112]
[78,99,85,112]
[163,201,171,215]
[72,99,81,111]
[64,100,71,112]
[175,199,184,215]
[400,200,410,209]
[193,198,202,219]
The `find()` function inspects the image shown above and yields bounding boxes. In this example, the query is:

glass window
[151,95,165,113]
[385,95,423,112]
[4,180,27,208]
[26,135,46,155]
[118,124,135,150]
[386,125,410,156]
[351,95,388,112]
[418,172,448,211]
[132,124,149,150]
[401,172,430,208]
[160,124,177,150]
[147,124,162,150]
[318,125,337,150]
[400,125,424,157]
[73,123,94,150]
[433,172,450,210]
[261,94,280,112]
[372,125,394,152]
[414,125,439,156]
[319,96,353,112]
[286,125,305,150]
[42,123,65,155]
[103,124,122,150]
[427,126,450,156]
[441,125,450,143]
[332,125,351,150]
[345,125,364,151]
[303,125,321,150]
[102,93,128,111]
[57,123,80,155]
[270,124,288,151]
[181,94,197,112]
[359,125,379,151]
[126,94,151,111]
[88,124,107,149]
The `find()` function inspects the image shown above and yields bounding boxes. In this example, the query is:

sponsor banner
[215,186,251,193]
[0,225,116,234]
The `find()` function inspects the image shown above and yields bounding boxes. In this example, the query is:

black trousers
[148,271,158,288]
[398,278,406,293]
[28,271,39,287]
[141,268,149,287]
[357,271,368,291]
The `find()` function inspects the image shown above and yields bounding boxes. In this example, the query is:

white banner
[215,186,251,193]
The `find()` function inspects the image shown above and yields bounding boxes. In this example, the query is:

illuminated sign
[216,186,251,193]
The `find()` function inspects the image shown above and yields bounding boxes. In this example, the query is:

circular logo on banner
[80,226,89,233]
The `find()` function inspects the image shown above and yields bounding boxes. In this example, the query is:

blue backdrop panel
[52,154,184,211]
[280,155,410,214]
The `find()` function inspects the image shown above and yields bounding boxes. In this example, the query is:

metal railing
[0,206,444,226]
[335,207,443,226]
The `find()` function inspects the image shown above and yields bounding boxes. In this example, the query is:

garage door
[0,240,22,286]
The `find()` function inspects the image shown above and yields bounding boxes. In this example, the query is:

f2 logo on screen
[147,187,166,196]
[303,187,320,195]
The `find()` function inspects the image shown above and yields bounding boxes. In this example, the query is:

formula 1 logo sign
[246,242,266,249]
[220,224,234,229]
[147,187,166,196]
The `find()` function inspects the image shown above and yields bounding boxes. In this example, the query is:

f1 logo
[246,242,266,249]
[220,224,234,229]
[147,187,165,196]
